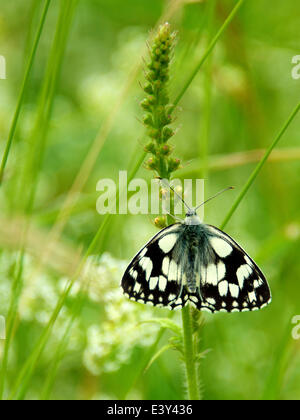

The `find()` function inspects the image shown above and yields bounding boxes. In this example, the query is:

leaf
[194,348,212,364]
[140,318,182,336]
[144,344,174,373]
[168,335,184,356]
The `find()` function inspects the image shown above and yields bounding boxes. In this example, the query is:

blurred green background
[0,0,299,400]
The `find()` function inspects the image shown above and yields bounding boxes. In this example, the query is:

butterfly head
[182,187,235,226]
[158,179,234,227]
[184,208,202,226]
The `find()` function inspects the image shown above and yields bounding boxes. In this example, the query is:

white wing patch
[210,236,233,258]
[218,280,228,297]
[149,276,158,290]
[206,264,218,286]
[229,283,239,298]
[237,264,251,288]
[158,233,178,253]
[162,257,170,277]
[158,275,167,291]
[139,257,153,281]
[168,260,178,282]
[217,260,226,281]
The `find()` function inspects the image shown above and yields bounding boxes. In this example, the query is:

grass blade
[172,0,245,109]
[220,101,300,229]
[0,0,52,185]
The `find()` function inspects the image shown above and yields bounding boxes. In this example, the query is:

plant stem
[181,306,200,400]
[0,0,52,185]
[198,0,215,180]
[0,251,24,400]
[40,280,89,400]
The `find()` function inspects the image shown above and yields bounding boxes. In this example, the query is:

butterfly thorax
[180,223,214,293]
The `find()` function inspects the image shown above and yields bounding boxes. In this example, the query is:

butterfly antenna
[163,211,183,223]
[195,186,234,211]
[158,177,192,212]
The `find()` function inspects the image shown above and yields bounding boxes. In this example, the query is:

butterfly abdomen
[186,246,198,293]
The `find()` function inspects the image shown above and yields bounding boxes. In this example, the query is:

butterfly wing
[122,222,272,313]
[121,223,186,308]
[195,225,272,313]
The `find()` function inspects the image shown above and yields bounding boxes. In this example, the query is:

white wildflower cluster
[0,251,160,375]
[19,272,60,325]
[0,252,72,343]
[82,253,159,375]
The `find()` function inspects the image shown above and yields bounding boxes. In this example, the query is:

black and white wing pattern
[122,224,184,308]
[197,225,271,313]
[121,221,272,313]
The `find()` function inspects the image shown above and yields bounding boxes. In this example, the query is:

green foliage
[0,0,299,401]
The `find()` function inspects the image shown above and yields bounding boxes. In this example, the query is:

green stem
[198,0,216,179]
[21,0,78,215]
[89,150,147,255]
[181,306,200,400]
[0,0,52,185]
[0,251,25,400]
[180,2,217,400]
[220,101,300,230]
[40,280,88,400]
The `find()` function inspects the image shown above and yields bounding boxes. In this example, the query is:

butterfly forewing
[121,221,271,313]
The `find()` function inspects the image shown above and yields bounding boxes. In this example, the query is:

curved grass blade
[220,102,300,230]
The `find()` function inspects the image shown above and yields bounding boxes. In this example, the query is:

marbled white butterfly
[121,187,271,313]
